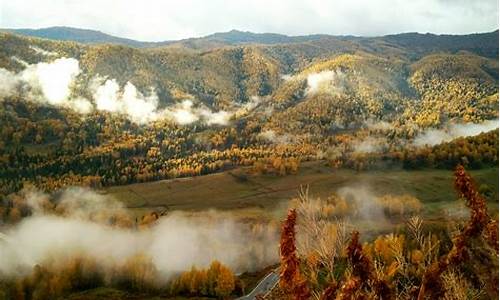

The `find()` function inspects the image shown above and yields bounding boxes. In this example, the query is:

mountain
[0,26,497,200]
[379,30,500,58]
[1,26,167,48]
[3,26,498,57]
[205,29,328,43]
[0,28,497,110]
[0,27,329,48]
[167,29,332,49]
[0,26,337,50]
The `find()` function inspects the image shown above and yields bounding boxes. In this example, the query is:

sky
[0,0,498,41]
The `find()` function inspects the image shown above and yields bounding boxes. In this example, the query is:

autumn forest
[0,8,498,300]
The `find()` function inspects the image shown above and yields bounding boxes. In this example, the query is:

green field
[103,161,499,220]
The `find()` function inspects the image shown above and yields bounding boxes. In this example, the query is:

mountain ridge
[0,26,168,48]
[2,26,498,53]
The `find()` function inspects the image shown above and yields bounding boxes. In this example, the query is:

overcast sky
[0,0,498,41]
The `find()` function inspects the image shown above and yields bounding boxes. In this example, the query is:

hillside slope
[0,30,497,196]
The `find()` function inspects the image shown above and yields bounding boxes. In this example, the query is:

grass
[102,161,498,220]
[58,163,500,299]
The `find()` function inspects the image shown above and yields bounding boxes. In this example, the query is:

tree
[279,209,311,299]
[215,265,235,298]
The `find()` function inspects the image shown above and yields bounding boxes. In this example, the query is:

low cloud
[29,46,57,57]
[258,129,295,144]
[166,99,232,125]
[364,119,393,131]
[168,99,200,125]
[0,188,278,279]
[306,69,347,95]
[21,57,81,106]
[92,78,162,124]
[414,119,499,146]
[353,137,386,154]
[337,185,387,222]
[0,68,20,97]
[0,57,93,113]
[0,57,261,126]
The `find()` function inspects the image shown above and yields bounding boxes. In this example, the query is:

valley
[104,161,499,218]
[0,23,498,300]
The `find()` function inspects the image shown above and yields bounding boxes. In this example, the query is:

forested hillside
[0,30,498,196]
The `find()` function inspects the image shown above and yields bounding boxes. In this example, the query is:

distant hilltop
[1,26,498,55]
